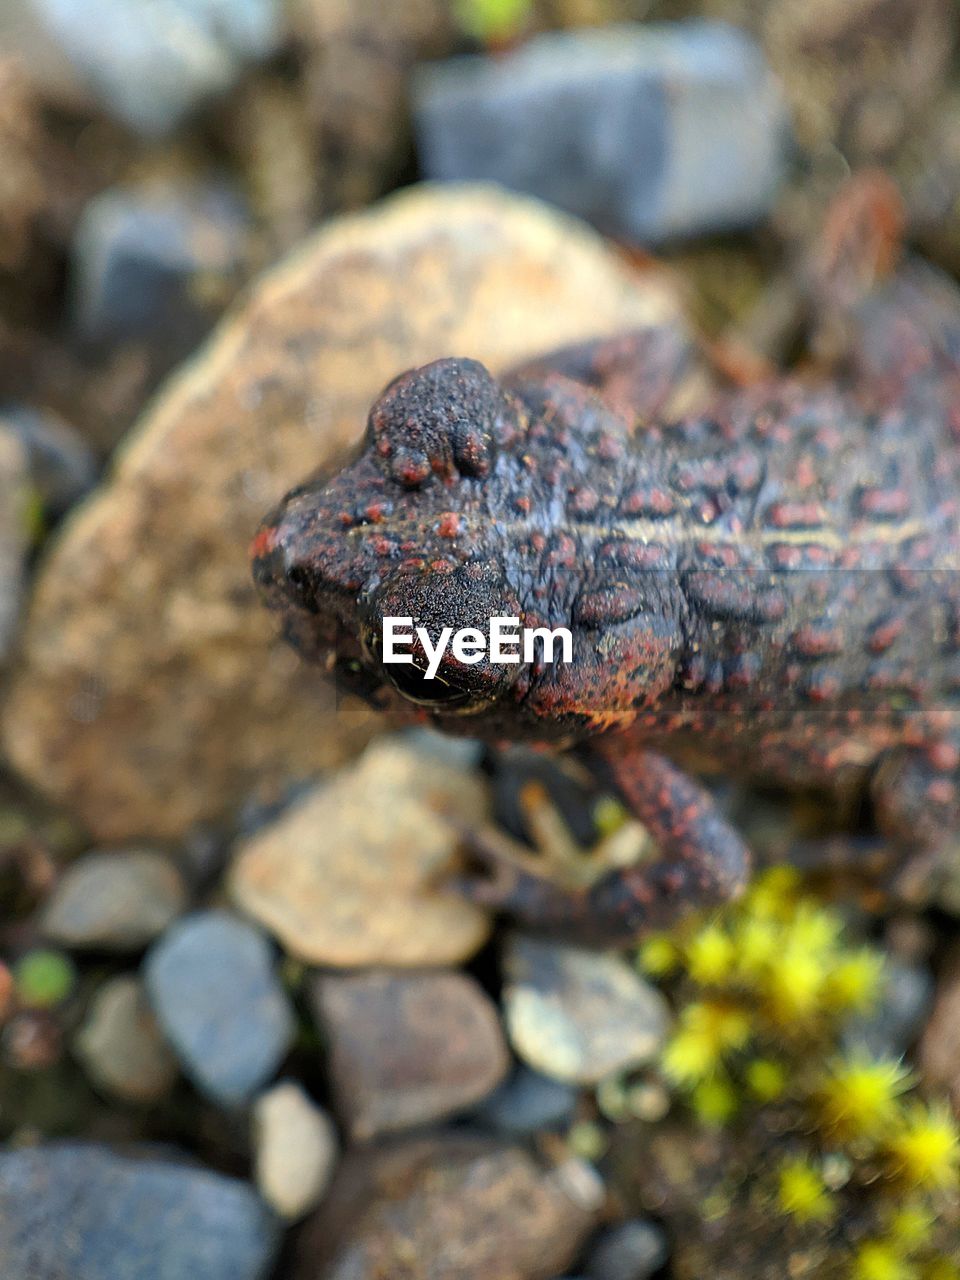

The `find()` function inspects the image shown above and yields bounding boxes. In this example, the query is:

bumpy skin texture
[253,260,960,943]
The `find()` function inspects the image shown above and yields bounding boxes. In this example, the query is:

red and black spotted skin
[253,263,960,943]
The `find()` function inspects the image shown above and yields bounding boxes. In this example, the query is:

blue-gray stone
[414,22,789,244]
[842,958,934,1060]
[584,1219,670,1280]
[71,181,248,348]
[29,0,282,134]
[474,1066,578,1135]
[0,1143,279,1280]
[0,404,97,520]
[145,910,294,1106]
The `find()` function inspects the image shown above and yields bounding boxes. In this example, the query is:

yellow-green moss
[777,1156,835,1223]
[615,866,960,1269]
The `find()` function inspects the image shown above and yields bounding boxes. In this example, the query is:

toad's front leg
[456,748,751,947]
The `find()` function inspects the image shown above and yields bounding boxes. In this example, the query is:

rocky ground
[1,1,960,1278]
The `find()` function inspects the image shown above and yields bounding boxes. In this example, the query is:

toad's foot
[453,749,751,947]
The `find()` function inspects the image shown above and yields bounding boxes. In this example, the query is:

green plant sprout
[14,948,75,1008]
[451,0,534,45]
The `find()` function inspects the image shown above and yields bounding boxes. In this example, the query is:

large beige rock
[1,184,685,841]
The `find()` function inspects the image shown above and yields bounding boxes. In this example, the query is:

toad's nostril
[284,563,317,612]
[250,516,322,614]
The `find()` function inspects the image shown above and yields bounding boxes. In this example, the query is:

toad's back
[537,372,960,790]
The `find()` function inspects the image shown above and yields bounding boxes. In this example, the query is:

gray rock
[75,975,179,1103]
[503,935,671,1085]
[71,180,249,350]
[41,849,187,950]
[0,425,28,667]
[474,1066,578,1135]
[584,1219,670,1280]
[253,1081,338,1221]
[311,969,509,1141]
[0,1143,279,1280]
[145,910,294,1106]
[29,0,282,134]
[1,404,97,520]
[414,21,789,244]
[843,957,934,1060]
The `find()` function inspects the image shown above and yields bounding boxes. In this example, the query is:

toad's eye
[361,623,473,708]
[383,659,473,708]
[360,560,522,713]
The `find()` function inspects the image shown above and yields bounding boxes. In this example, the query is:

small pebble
[311,968,509,1141]
[75,975,178,1104]
[0,405,97,521]
[3,1009,63,1071]
[584,1219,670,1280]
[145,910,294,1106]
[503,935,671,1085]
[41,849,186,951]
[474,1065,579,1135]
[253,1081,338,1221]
